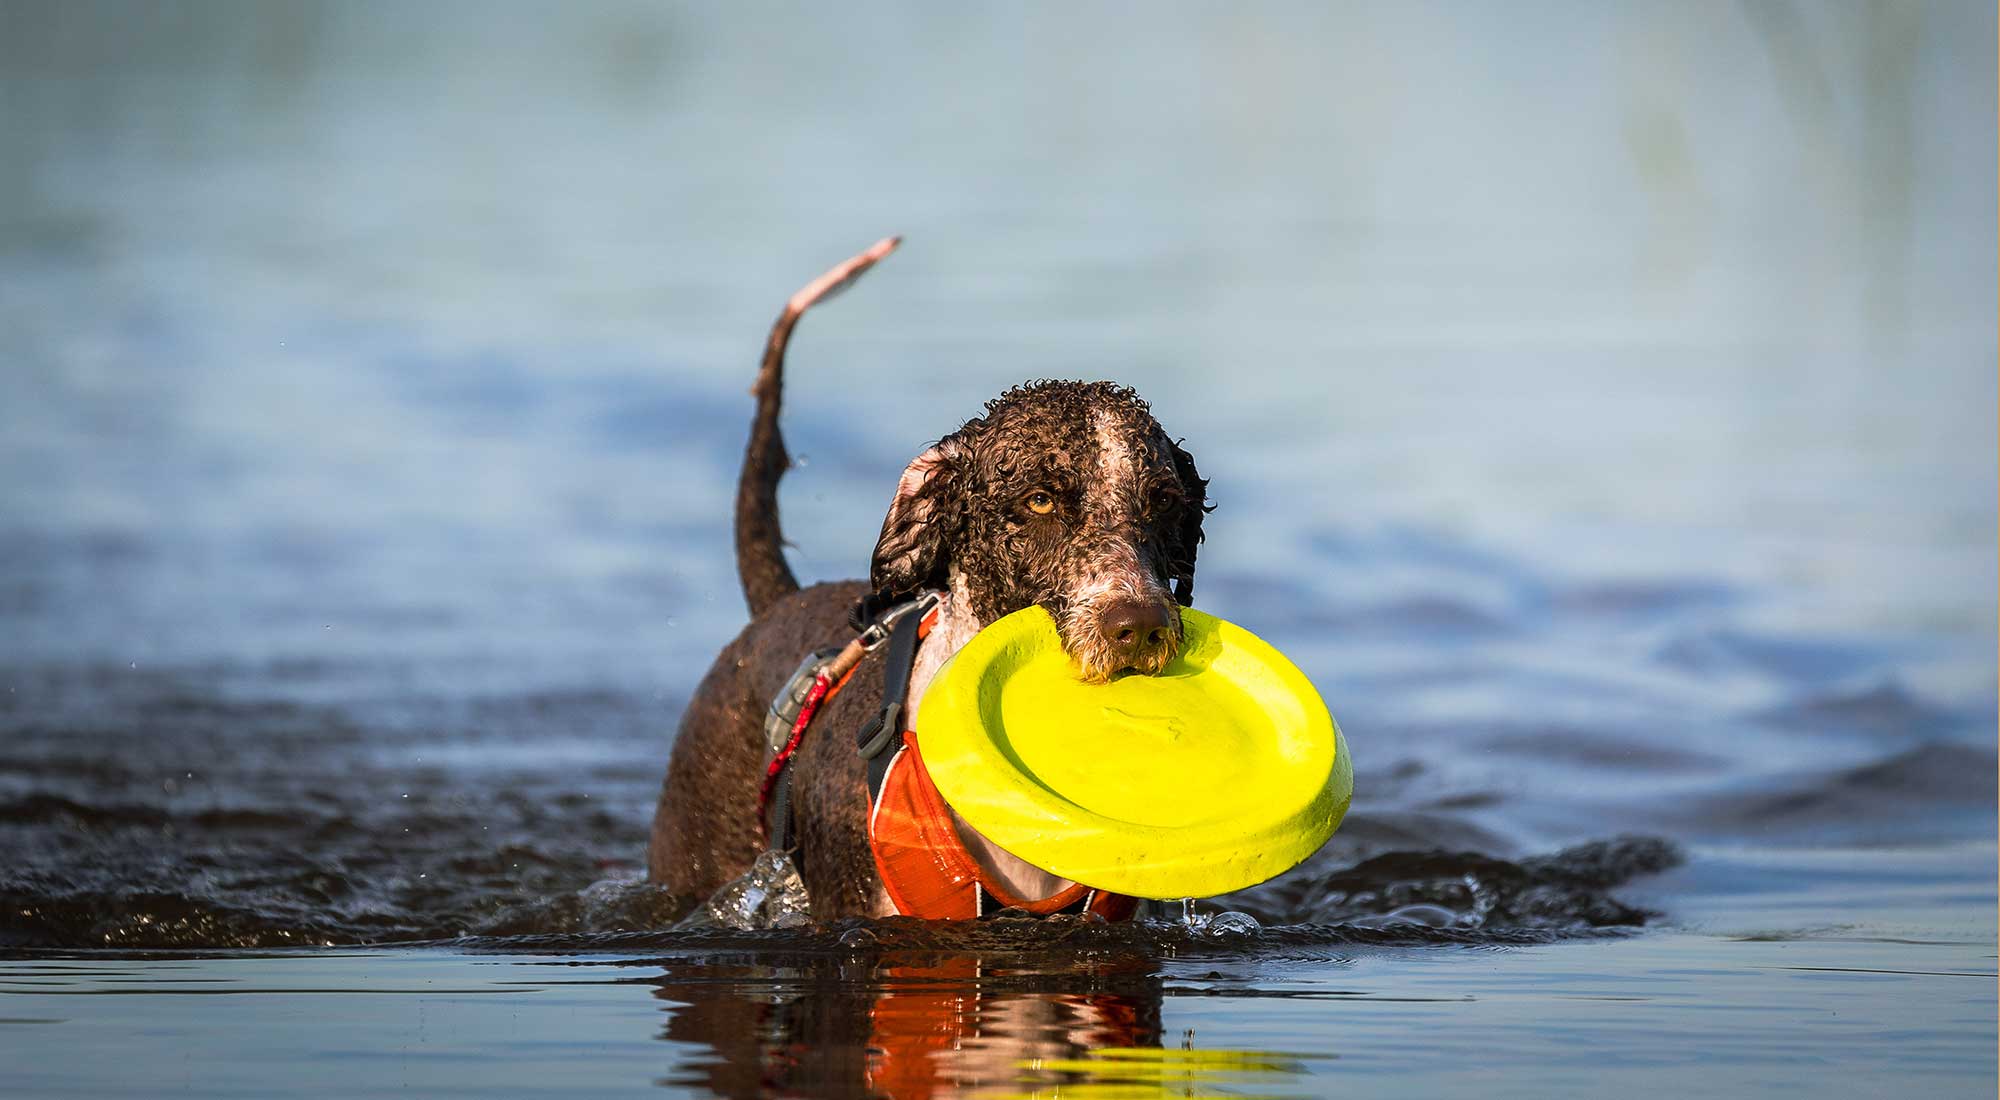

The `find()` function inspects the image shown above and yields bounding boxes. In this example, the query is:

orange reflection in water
[646,951,1319,1099]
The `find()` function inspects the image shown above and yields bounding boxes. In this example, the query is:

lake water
[1,3,1994,1097]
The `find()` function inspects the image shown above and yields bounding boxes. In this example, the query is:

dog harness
[759,592,1138,922]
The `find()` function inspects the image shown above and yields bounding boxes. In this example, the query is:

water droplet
[1205,911,1260,937]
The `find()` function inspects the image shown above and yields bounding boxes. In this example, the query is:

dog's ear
[1167,438,1209,606]
[871,440,963,598]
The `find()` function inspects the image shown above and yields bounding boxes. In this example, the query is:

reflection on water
[650,954,1182,1099]
[636,923,1358,1098]
[0,1,1994,1097]
[2,929,1992,1098]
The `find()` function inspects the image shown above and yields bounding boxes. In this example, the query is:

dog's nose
[1096,598,1176,672]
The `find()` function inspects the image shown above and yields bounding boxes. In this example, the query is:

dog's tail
[735,236,902,618]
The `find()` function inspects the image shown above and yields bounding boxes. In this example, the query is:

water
[1,2,1994,1096]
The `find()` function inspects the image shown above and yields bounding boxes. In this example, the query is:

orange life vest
[761,593,1139,922]
[868,727,1138,921]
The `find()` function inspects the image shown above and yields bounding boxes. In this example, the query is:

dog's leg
[647,639,768,901]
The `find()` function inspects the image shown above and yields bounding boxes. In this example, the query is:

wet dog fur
[647,239,1208,918]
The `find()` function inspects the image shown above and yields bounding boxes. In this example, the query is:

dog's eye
[1025,490,1056,516]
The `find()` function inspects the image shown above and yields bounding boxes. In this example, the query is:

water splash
[1221,836,1683,932]
[686,849,812,931]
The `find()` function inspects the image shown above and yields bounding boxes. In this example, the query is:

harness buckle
[857,591,941,651]
[764,647,842,755]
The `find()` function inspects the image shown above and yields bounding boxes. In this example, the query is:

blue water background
[0,3,1994,1097]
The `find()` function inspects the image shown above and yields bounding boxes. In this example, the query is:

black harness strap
[766,759,798,852]
[855,604,924,800]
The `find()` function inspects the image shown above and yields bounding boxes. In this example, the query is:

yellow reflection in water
[995,1045,1327,1099]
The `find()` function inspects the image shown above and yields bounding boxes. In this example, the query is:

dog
[647,238,1208,919]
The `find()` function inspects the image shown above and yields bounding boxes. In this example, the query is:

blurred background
[0,1,1992,945]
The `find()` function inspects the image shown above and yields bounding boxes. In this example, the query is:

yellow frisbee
[915,606,1350,899]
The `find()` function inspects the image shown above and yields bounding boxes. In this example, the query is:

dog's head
[870,381,1208,682]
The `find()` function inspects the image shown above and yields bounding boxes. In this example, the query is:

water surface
[1,3,1994,1096]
